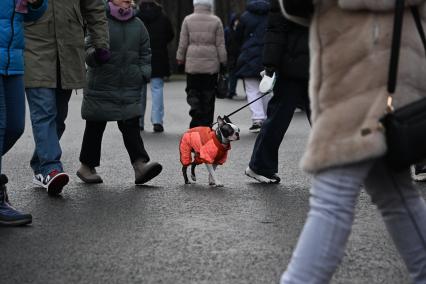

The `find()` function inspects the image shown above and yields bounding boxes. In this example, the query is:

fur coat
[297,0,426,173]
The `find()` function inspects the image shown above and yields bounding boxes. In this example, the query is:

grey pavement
[1,78,425,284]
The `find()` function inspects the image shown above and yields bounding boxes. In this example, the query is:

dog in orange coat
[179,116,240,186]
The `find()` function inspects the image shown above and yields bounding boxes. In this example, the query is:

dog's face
[217,116,240,142]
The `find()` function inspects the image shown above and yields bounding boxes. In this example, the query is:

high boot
[76,164,103,184]
[132,160,162,185]
[0,174,32,226]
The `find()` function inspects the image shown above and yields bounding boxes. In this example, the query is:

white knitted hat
[193,0,214,7]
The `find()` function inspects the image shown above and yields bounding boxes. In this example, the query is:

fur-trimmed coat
[294,0,426,173]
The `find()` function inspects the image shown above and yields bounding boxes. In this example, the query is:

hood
[138,2,162,23]
[246,0,270,15]
[193,0,214,7]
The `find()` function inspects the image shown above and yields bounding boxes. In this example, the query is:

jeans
[25,88,72,176]
[243,78,270,122]
[281,159,426,284]
[0,75,25,174]
[80,117,150,168]
[140,78,165,128]
[249,78,310,176]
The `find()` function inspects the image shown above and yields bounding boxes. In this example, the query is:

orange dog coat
[179,127,230,166]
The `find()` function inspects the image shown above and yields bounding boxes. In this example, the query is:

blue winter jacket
[235,0,270,78]
[0,0,47,75]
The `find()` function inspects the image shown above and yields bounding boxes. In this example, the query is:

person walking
[0,0,47,226]
[234,0,271,133]
[76,0,162,186]
[279,0,426,283]
[224,13,241,99]
[245,0,310,183]
[176,0,227,129]
[136,0,174,133]
[24,0,109,195]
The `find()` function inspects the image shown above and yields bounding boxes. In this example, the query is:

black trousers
[249,78,311,176]
[79,117,150,168]
[186,74,217,128]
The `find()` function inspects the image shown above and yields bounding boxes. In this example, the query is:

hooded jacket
[180,127,230,166]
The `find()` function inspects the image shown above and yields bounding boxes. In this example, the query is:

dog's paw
[185,180,196,185]
[214,182,224,187]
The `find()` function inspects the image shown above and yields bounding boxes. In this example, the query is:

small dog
[179,116,240,187]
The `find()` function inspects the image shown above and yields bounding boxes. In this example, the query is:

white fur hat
[193,0,214,7]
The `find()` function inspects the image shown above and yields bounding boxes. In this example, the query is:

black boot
[0,174,32,226]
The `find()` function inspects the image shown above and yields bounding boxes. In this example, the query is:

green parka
[24,0,109,89]
[81,7,151,122]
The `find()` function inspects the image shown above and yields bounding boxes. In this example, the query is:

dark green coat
[24,0,109,89]
[82,10,151,121]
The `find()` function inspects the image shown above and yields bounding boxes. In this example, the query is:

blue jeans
[140,78,164,128]
[25,88,72,176]
[281,159,426,283]
[0,75,25,174]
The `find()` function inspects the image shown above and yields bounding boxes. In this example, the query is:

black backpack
[280,0,313,19]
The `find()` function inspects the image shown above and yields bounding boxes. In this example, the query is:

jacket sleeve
[176,18,189,61]
[84,36,98,68]
[24,0,48,22]
[80,0,109,49]
[338,0,426,11]
[139,22,152,82]
[165,16,174,44]
[216,20,227,65]
[263,0,287,69]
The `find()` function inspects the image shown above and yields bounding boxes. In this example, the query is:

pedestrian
[176,0,227,129]
[0,0,47,226]
[136,0,174,133]
[279,1,426,283]
[224,13,241,99]
[24,0,109,195]
[77,0,163,186]
[245,0,310,184]
[234,0,271,133]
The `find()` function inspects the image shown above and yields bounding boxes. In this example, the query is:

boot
[76,164,103,184]
[0,174,32,226]
[132,160,162,185]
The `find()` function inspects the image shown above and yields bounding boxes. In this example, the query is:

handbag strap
[388,1,426,94]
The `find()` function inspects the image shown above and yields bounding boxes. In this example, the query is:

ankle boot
[132,160,162,185]
[76,164,103,184]
[0,174,32,226]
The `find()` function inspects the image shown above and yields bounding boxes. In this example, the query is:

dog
[179,116,240,187]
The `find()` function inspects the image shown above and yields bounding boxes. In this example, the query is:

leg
[364,160,426,282]
[186,74,204,128]
[0,76,6,174]
[117,117,150,164]
[281,161,374,284]
[140,84,147,130]
[55,88,72,140]
[79,120,107,168]
[244,78,267,123]
[206,164,223,187]
[199,74,217,127]
[191,162,197,181]
[150,78,164,126]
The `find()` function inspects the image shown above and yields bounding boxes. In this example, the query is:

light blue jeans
[140,78,164,128]
[281,159,426,284]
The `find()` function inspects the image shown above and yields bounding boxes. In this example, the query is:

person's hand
[95,48,111,64]
[259,67,276,94]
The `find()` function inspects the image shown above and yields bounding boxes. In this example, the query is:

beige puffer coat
[176,5,227,74]
[300,0,426,173]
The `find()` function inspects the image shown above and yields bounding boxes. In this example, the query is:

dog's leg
[206,164,223,187]
[191,163,197,181]
[182,166,193,184]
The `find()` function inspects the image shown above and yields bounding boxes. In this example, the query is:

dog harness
[179,127,231,166]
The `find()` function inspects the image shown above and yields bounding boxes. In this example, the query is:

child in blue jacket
[0,0,47,226]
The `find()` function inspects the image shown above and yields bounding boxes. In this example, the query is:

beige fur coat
[299,0,426,173]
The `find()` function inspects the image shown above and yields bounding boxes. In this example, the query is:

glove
[259,68,276,94]
[95,48,111,64]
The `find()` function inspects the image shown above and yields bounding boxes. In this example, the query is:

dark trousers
[186,74,217,128]
[249,78,311,176]
[79,117,150,168]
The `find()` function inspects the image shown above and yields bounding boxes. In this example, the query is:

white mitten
[259,70,276,94]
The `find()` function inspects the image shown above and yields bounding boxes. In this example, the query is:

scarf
[15,0,28,14]
[108,2,134,21]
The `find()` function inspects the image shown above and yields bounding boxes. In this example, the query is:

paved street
[1,78,425,284]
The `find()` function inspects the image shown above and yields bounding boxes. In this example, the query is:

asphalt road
[1,78,424,284]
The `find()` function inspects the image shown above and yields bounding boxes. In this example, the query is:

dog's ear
[223,115,231,124]
[217,116,224,127]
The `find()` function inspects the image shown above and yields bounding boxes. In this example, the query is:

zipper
[5,0,17,75]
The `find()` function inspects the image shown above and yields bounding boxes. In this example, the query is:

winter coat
[225,13,241,70]
[263,0,309,80]
[180,127,230,166]
[0,0,47,75]
[290,0,426,173]
[137,2,174,78]
[235,0,270,78]
[81,6,151,122]
[24,0,109,89]
[176,5,227,75]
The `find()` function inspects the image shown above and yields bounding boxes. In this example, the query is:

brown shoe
[132,160,162,185]
[76,164,103,184]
